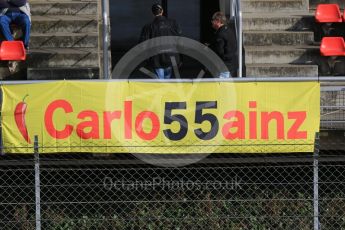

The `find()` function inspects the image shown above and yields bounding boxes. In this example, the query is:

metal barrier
[3,134,345,230]
[231,0,243,78]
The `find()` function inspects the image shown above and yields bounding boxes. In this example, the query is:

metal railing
[1,76,345,84]
[101,0,110,79]
[231,0,243,78]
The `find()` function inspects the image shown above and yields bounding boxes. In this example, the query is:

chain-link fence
[1,151,321,230]
[0,84,345,230]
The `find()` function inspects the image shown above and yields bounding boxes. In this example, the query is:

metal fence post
[34,135,41,230]
[313,132,320,230]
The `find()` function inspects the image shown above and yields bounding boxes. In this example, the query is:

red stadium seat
[343,9,345,22]
[315,4,342,23]
[0,41,26,61]
[320,37,345,56]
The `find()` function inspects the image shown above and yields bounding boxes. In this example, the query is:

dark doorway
[161,0,168,17]
[110,0,210,78]
[200,0,220,44]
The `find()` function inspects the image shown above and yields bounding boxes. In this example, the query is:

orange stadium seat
[0,41,26,61]
[315,4,342,23]
[320,37,345,56]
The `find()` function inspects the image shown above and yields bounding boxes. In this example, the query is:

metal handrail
[2,76,345,85]
[230,0,243,78]
[102,0,110,79]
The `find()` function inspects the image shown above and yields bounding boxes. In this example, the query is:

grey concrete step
[242,0,308,13]
[310,0,344,10]
[245,45,319,64]
[30,32,98,48]
[243,13,314,31]
[246,64,318,77]
[30,1,98,15]
[244,31,314,45]
[31,15,97,33]
[27,67,99,80]
[27,48,99,67]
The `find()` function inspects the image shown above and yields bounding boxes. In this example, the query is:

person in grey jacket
[0,0,31,49]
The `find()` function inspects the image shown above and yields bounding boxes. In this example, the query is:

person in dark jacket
[139,3,182,79]
[0,0,31,49]
[209,11,237,78]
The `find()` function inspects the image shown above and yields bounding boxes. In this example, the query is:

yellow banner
[1,81,320,154]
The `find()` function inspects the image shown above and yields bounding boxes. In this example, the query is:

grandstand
[244,0,345,77]
[0,0,344,78]
[0,0,102,80]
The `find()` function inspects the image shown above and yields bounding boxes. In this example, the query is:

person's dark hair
[152,3,163,16]
[212,11,227,24]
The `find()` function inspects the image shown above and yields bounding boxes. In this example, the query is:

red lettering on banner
[261,111,285,140]
[287,112,307,139]
[103,110,121,139]
[45,100,73,139]
[76,110,99,139]
[221,101,308,140]
[249,101,257,139]
[135,111,160,141]
[124,101,132,139]
[42,99,309,142]
[222,111,245,139]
